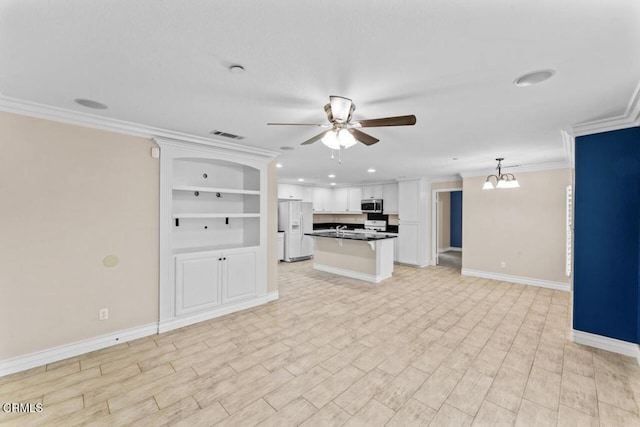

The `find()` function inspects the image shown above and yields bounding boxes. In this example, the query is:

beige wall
[267,161,279,293]
[438,192,451,250]
[462,168,572,284]
[0,112,159,359]
[432,180,462,191]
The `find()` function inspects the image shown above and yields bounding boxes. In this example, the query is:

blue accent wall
[574,126,640,344]
[450,191,463,248]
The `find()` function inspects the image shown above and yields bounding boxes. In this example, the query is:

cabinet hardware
[194,191,199,196]
[203,173,208,178]
[175,218,180,227]
[225,217,229,225]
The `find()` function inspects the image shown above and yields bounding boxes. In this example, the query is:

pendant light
[483,158,520,189]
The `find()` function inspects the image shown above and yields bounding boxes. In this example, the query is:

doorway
[432,188,463,268]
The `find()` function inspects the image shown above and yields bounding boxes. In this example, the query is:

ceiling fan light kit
[268,95,416,162]
[483,158,520,189]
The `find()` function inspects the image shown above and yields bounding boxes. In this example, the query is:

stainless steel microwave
[361,199,383,213]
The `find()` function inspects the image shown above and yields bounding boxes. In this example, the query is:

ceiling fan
[267,95,416,149]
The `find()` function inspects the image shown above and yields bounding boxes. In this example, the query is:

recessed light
[74,98,108,109]
[229,64,245,74]
[330,182,336,186]
[298,178,304,182]
[367,168,376,173]
[276,163,283,168]
[514,69,555,87]
[280,146,294,151]
[452,157,459,161]
[328,174,336,178]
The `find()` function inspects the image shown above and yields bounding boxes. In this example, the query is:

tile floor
[1,260,639,426]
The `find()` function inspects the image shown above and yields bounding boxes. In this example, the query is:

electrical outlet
[99,308,109,321]
[500,261,506,268]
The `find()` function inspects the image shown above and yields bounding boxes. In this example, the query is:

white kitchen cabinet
[362,184,384,199]
[383,183,399,214]
[347,187,362,212]
[302,186,314,203]
[333,187,349,212]
[277,232,284,261]
[313,187,334,212]
[397,224,419,265]
[278,183,304,200]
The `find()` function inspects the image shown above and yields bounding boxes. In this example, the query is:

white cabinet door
[278,184,303,200]
[223,249,257,303]
[175,253,221,316]
[383,183,399,214]
[362,185,383,199]
[347,187,362,212]
[302,186,314,203]
[333,188,349,212]
[313,187,334,212]
[398,180,420,221]
[397,223,419,265]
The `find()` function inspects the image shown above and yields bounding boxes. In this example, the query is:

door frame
[431,187,462,265]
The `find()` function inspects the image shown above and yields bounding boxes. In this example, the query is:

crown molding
[428,175,463,184]
[459,161,573,179]
[0,95,279,159]
[561,129,575,167]
[571,80,640,136]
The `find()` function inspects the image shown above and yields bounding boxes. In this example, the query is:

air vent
[210,130,245,140]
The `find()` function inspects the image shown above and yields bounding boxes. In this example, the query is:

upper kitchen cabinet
[362,184,384,199]
[333,186,362,213]
[156,137,275,333]
[278,183,304,200]
[313,187,334,213]
[382,183,398,214]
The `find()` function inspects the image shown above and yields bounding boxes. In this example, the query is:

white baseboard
[0,323,158,377]
[571,329,640,365]
[461,268,570,292]
[159,291,280,333]
[313,264,387,284]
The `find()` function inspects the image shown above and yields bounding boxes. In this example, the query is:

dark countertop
[305,231,397,241]
[313,222,399,233]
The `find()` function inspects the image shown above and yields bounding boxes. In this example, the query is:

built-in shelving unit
[156,137,276,333]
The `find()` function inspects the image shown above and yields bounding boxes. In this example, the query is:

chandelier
[482,158,520,189]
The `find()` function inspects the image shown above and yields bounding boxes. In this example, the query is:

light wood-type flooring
[1,260,639,426]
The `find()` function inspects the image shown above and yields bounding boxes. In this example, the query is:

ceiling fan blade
[355,115,417,128]
[267,122,326,126]
[349,129,379,146]
[301,130,329,145]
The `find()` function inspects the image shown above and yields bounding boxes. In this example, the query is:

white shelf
[173,186,260,195]
[173,243,260,255]
[172,213,260,219]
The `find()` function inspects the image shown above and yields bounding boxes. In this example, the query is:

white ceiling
[1,0,639,185]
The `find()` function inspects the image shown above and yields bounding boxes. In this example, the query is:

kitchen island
[305,230,397,283]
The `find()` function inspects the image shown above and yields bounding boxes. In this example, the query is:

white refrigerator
[278,201,313,262]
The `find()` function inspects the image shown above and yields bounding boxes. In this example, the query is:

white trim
[313,263,388,284]
[0,323,158,377]
[571,329,640,365]
[158,292,279,333]
[461,268,570,292]
[561,129,575,167]
[0,95,279,159]
[431,187,463,267]
[572,80,640,136]
[428,175,463,184]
